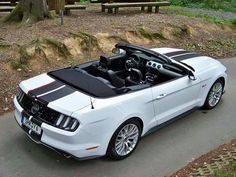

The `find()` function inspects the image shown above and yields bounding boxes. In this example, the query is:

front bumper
[14,97,104,160]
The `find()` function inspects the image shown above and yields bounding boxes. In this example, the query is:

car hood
[19,73,91,116]
[180,56,222,73]
[151,48,222,73]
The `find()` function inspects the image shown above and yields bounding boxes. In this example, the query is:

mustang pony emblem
[31,102,40,114]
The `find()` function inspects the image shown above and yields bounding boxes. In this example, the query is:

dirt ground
[0,4,236,114]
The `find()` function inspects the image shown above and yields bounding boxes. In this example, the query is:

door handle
[155,93,167,100]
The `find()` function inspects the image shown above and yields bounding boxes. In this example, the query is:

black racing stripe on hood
[171,53,203,61]
[164,50,191,57]
[38,86,75,103]
[29,81,63,96]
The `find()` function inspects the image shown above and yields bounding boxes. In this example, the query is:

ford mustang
[14,43,227,160]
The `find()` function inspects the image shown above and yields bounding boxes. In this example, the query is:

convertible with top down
[14,43,227,160]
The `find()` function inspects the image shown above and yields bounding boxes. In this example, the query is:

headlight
[55,114,79,132]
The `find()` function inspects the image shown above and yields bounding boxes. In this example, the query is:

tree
[4,0,48,24]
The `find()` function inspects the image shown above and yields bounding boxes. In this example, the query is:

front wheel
[106,119,141,160]
[203,79,224,109]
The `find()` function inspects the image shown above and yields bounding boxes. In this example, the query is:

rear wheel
[203,79,224,109]
[107,119,141,160]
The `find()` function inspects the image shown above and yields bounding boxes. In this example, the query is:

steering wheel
[125,54,141,70]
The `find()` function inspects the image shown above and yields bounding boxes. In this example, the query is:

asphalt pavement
[0,58,236,177]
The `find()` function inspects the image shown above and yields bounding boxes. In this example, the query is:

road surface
[0,58,236,177]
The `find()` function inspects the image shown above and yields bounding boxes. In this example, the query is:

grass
[79,0,90,4]
[182,39,236,56]
[138,28,165,40]
[169,0,236,12]
[211,161,236,177]
[183,42,198,51]
[68,0,236,12]
[0,38,10,48]
[44,38,71,58]
[69,31,101,51]
[207,39,236,51]
[230,19,236,26]
[164,6,236,27]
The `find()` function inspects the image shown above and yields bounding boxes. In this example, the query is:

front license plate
[23,117,42,135]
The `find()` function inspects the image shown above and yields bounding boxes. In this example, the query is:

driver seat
[125,68,143,86]
[98,55,111,71]
[107,70,125,88]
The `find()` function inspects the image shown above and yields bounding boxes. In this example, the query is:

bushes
[169,0,236,12]
[170,0,198,6]
[202,0,236,11]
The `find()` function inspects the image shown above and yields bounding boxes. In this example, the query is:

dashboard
[125,52,185,83]
[146,60,162,70]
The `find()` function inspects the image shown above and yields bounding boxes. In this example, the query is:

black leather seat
[97,55,111,77]
[107,70,125,88]
[99,55,111,70]
[96,56,125,88]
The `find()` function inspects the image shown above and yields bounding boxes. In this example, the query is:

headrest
[99,55,111,67]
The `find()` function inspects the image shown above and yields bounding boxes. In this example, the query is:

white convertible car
[14,43,227,160]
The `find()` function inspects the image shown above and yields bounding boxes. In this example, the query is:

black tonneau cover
[48,68,117,98]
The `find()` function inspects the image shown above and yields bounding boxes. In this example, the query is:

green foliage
[44,38,71,58]
[183,39,236,55]
[169,0,236,12]
[184,42,197,50]
[48,10,57,19]
[202,0,236,12]
[229,161,236,172]
[0,38,10,48]
[79,0,90,4]
[11,46,30,71]
[69,31,101,50]
[165,8,236,26]
[207,39,236,51]
[230,19,236,26]
[212,161,236,177]
[138,28,165,40]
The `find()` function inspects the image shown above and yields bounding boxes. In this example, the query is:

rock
[3,107,9,111]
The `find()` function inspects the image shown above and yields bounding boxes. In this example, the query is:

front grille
[16,88,79,132]
[17,88,60,126]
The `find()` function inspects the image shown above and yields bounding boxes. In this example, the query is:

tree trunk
[48,0,65,14]
[4,0,48,24]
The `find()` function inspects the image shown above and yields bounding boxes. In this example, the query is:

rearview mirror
[112,48,121,54]
[188,71,196,80]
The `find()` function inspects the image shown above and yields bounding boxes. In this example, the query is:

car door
[151,75,201,125]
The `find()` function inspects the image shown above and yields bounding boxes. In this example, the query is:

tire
[106,119,142,160]
[203,79,224,110]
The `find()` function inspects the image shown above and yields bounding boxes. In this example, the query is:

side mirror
[112,48,121,54]
[188,71,196,80]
